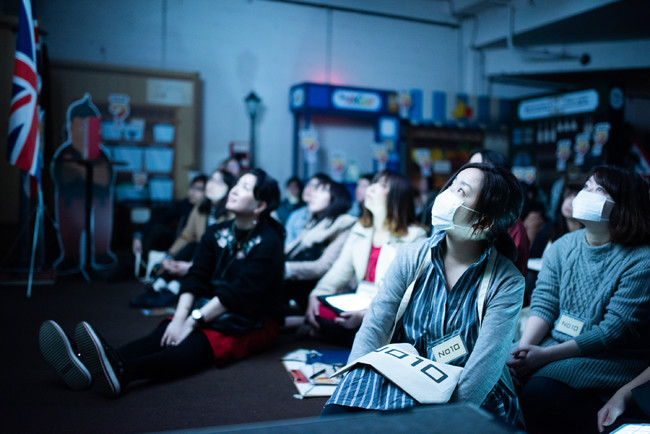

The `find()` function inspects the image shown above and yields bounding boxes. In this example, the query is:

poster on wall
[300,128,319,164]
[330,151,346,182]
[50,93,117,275]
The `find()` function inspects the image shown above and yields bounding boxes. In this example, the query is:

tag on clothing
[430,335,468,364]
[555,313,584,337]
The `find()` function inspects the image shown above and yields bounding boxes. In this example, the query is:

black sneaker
[74,321,124,398]
[39,320,92,390]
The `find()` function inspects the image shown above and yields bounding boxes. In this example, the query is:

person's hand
[597,390,628,432]
[306,295,321,329]
[132,238,143,255]
[335,310,365,329]
[161,258,175,272]
[164,260,192,276]
[160,316,195,347]
[507,344,549,380]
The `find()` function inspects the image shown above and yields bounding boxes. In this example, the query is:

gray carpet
[1,277,343,433]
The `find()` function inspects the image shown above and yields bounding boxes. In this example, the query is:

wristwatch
[191,309,207,327]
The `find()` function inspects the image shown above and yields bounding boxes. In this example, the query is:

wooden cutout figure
[51,93,117,274]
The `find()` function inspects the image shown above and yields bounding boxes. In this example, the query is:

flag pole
[26,184,43,298]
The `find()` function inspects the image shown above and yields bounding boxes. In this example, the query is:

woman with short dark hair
[508,165,650,433]
[321,163,526,425]
[39,169,285,398]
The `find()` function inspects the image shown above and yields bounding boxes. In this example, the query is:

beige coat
[310,222,427,298]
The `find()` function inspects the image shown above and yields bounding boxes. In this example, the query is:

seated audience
[284,179,355,311]
[39,169,285,398]
[274,176,304,225]
[469,149,529,277]
[525,177,585,302]
[508,166,650,434]
[321,163,526,426]
[285,173,330,245]
[132,173,207,260]
[130,168,234,307]
[304,170,427,346]
[348,174,373,217]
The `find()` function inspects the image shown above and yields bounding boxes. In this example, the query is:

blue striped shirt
[327,235,520,424]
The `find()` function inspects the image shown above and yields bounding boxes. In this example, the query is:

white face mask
[431,189,481,238]
[572,190,614,222]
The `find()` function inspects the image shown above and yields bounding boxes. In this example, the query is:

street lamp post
[244,91,261,169]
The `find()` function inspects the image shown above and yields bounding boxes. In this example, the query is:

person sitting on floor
[39,169,285,398]
[132,173,207,261]
[284,173,330,245]
[508,165,650,434]
[321,163,526,427]
[469,149,530,278]
[284,178,355,314]
[130,168,235,308]
[304,170,427,346]
[274,176,305,225]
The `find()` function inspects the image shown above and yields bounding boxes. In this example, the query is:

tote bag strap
[477,247,496,327]
[391,246,496,339]
[390,253,430,340]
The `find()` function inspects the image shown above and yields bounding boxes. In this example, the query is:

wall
[32,0,459,186]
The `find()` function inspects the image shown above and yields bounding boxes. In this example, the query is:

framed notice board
[47,60,201,203]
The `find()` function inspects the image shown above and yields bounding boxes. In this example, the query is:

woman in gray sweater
[508,165,650,433]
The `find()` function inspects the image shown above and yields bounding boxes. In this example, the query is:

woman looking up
[304,170,427,345]
[508,166,650,434]
[284,178,355,312]
[322,163,526,426]
[39,169,285,398]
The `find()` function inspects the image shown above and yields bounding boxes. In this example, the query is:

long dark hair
[441,163,523,262]
[198,169,235,218]
[359,170,417,237]
[591,165,650,246]
[312,180,352,222]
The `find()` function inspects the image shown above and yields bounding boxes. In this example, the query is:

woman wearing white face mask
[322,163,526,426]
[508,166,650,434]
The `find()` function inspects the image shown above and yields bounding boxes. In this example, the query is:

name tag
[555,314,584,337]
[430,335,467,364]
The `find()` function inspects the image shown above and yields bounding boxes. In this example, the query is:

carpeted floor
[1,276,345,433]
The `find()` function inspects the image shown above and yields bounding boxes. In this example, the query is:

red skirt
[200,320,279,364]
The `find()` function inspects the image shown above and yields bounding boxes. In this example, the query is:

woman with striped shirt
[322,163,526,426]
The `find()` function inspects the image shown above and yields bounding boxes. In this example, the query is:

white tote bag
[332,249,497,404]
[332,343,463,404]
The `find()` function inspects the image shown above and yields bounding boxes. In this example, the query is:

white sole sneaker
[74,321,122,398]
[39,320,91,390]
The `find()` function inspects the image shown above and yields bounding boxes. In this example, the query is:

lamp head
[245,91,261,117]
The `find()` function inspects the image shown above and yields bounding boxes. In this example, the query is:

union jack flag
[7,0,41,181]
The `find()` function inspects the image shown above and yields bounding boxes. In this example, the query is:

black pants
[520,376,604,434]
[117,321,214,384]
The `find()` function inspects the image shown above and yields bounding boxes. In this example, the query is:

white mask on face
[572,190,614,222]
[431,189,480,236]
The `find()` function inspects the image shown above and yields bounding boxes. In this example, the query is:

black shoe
[39,320,92,390]
[130,288,177,308]
[74,321,124,398]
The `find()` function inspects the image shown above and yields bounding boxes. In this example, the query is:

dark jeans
[520,376,604,434]
[118,321,213,384]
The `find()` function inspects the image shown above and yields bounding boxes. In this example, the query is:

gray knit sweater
[530,229,650,391]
